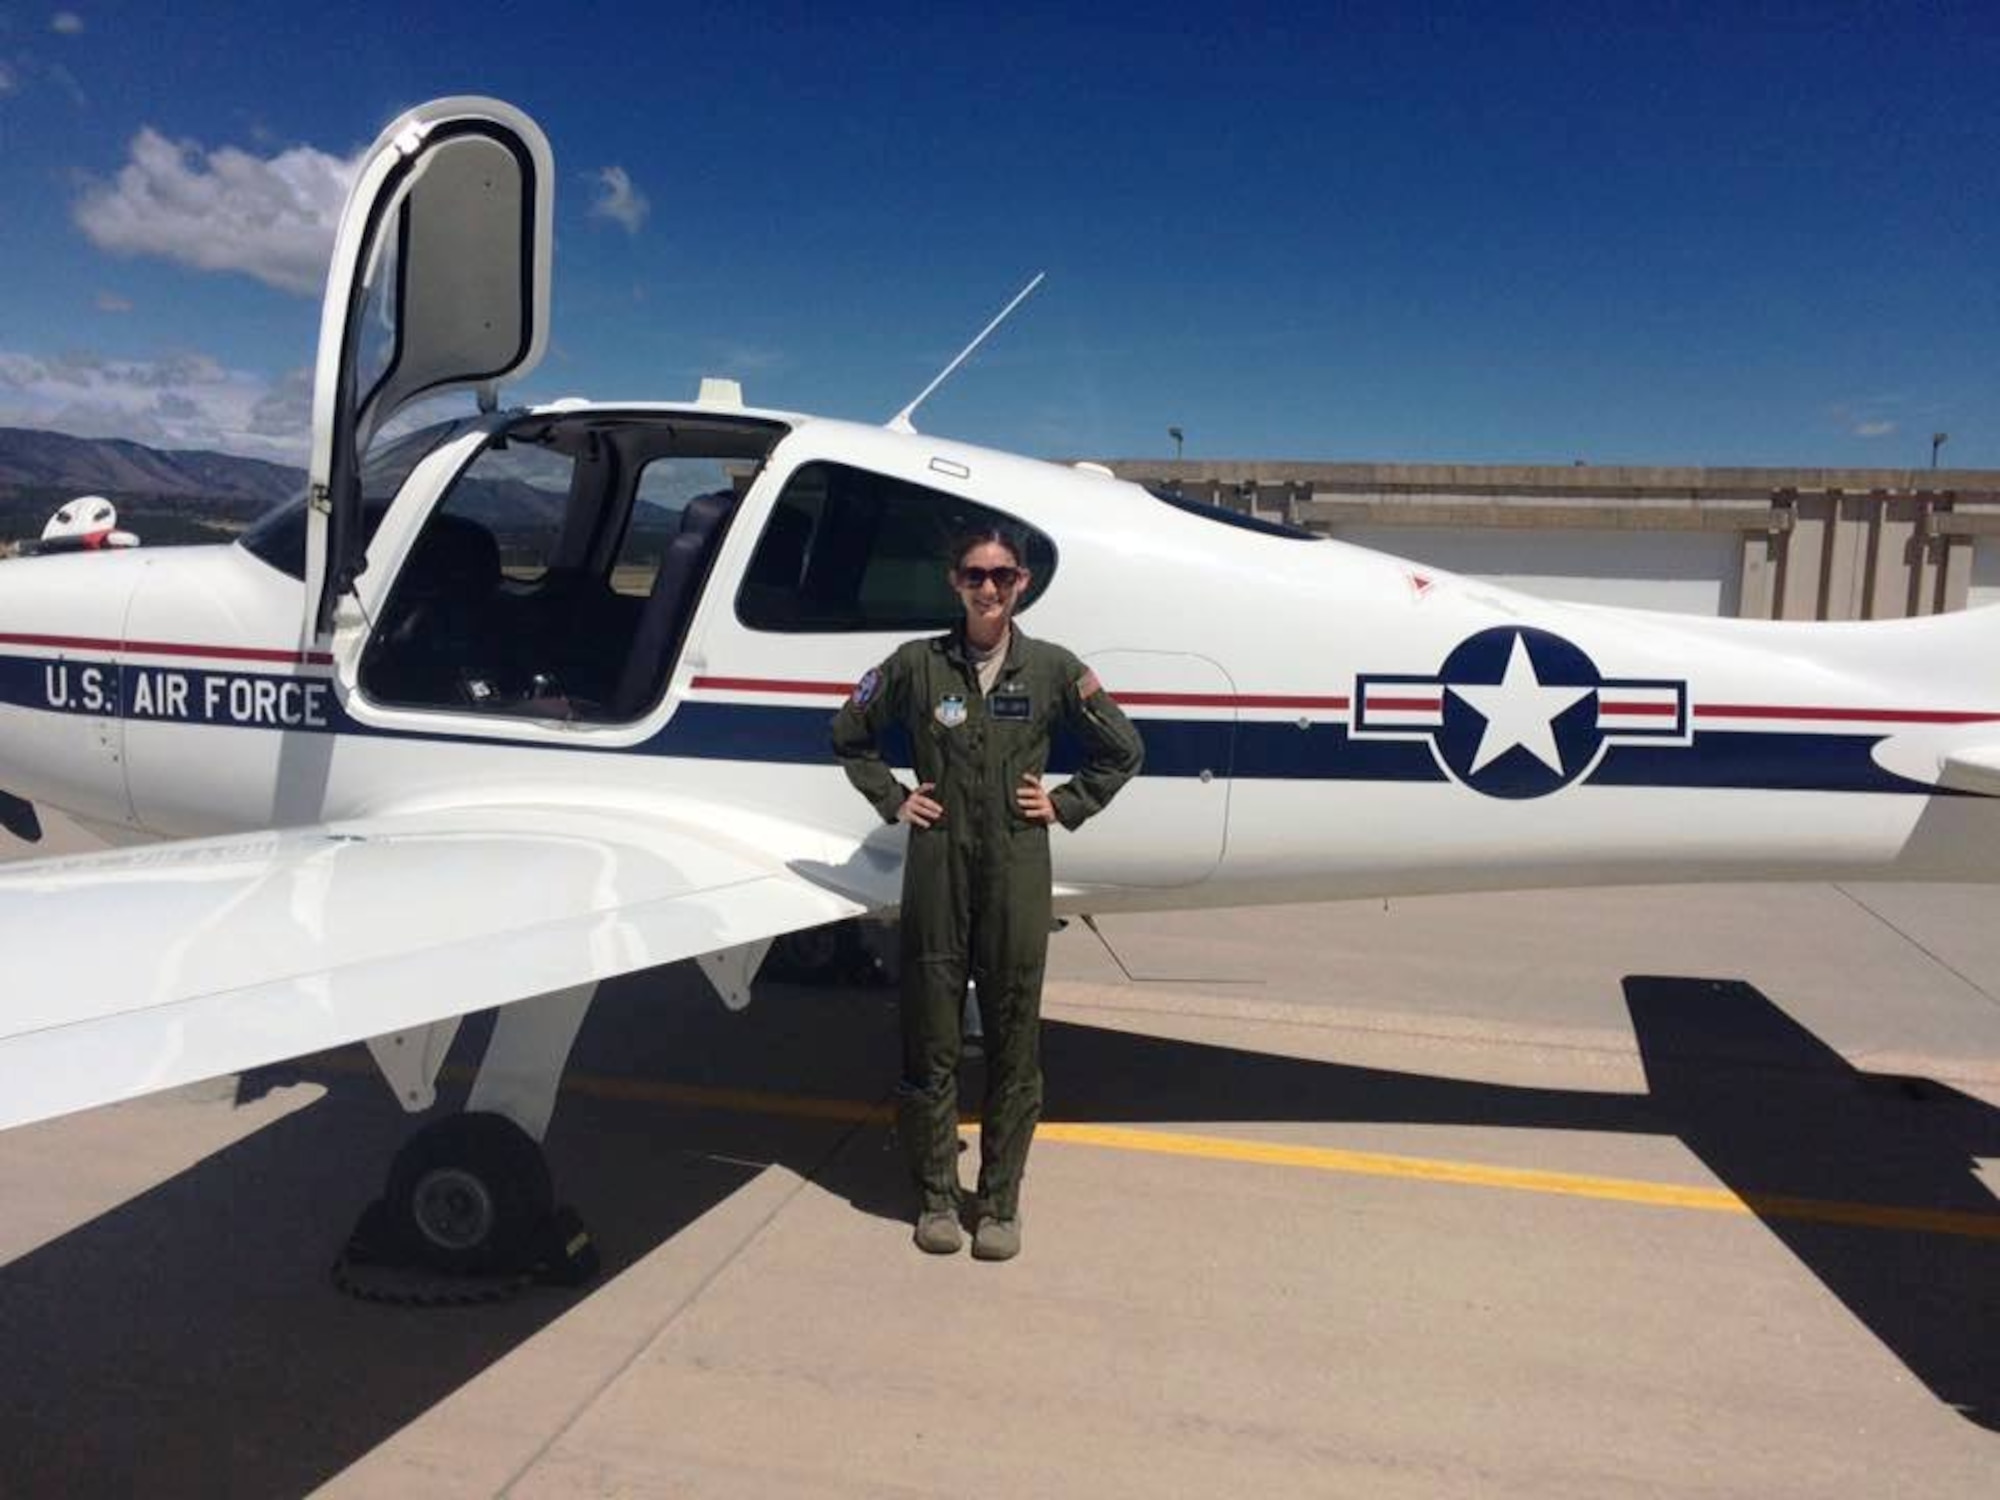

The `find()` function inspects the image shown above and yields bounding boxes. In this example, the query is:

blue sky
[0,1,1994,468]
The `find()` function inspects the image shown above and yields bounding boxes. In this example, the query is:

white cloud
[589,165,649,235]
[0,61,17,95]
[0,348,313,459]
[49,11,83,34]
[245,365,313,445]
[93,290,131,313]
[74,127,362,296]
[1854,420,1896,438]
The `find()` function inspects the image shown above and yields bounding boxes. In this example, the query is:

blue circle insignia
[1435,627,1604,799]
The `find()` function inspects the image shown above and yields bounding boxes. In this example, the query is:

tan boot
[914,1208,963,1255]
[970,1215,1020,1261]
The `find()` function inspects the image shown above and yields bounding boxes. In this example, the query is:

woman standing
[832,527,1143,1259]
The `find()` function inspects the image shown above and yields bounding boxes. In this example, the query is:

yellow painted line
[302,1052,2000,1241]
[559,1075,887,1126]
[1032,1122,2000,1241]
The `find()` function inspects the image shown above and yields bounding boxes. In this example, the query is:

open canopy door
[305,96,554,639]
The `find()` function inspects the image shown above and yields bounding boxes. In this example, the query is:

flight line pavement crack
[1832,883,2000,1014]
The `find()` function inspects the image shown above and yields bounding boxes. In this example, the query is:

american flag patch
[1077,669,1102,698]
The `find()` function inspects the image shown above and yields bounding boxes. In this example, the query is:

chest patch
[935,694,968,729]
[990,693,1033,722]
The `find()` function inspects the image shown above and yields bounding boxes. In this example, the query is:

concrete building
[1096,460,2000,621]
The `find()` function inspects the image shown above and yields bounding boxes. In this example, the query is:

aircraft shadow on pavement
[1023,976,2000,1434]
[1622,975,2000,1433]
[2,969,1995,1494]
[0,966,894,1499]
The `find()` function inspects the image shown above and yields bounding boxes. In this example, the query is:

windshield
[239,417,474,579]
[1146,485,1323,540]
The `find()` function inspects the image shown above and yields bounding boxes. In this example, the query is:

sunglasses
[955,565,1023,590]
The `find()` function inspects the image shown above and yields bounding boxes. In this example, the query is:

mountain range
[0,427,305,550]
[0,426,575,556]
[0,426,304,509]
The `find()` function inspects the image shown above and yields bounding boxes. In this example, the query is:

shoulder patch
[1077,669,1102,699]
[851,667,883,708]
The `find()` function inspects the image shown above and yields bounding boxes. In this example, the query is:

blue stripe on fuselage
[0,651,1947,795]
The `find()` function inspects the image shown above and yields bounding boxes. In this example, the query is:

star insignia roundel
[1352,626,1690,800]
[1435,628,1602,797]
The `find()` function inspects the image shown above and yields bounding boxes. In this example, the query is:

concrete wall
[1098,459,2000,621]
[1968,543,2000,611]
[1333,524,1739,616]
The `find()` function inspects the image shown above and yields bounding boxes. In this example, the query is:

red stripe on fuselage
[689,676,1351,710]
[1088,691,1352,710]
[690,675,852,696]
[0,632,332,666]
[1695,704,2000,725]
[562,674,2000,726]
[5,648,1995,726]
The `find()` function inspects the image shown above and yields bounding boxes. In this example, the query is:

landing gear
[338,984,602,1303]
[336,943,795,1304]
[769,922,846,979]
[339,1111,598,1301]
[767,918,898,985]
[388,1111,554,1275]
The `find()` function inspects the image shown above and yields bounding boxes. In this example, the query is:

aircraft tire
[769,920,854,982]
[384,1111,555,1276]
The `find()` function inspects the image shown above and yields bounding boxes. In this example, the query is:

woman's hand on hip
[899,782,945,828]
[1016,774,1057,826]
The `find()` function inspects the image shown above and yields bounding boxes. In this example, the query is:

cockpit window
[1147,485,1323,540]
[355,228,402,414]
[436,436,571,584]
[737,462,1056,633]
[238,417,473,578]
[611,456,746,598]
[358,413,781,723]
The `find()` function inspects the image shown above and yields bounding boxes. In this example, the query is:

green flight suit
[831,624,1144,1218]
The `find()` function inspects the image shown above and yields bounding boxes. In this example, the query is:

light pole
[1168,425,1184,462]
[1932,432,1948,470]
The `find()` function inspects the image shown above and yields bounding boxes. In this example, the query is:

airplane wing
[0,802,877,1131]
[1938,745,2000,798]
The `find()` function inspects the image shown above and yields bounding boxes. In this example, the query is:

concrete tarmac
[2,812,1998,1496]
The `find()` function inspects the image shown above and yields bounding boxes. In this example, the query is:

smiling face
[951,538,1030,640]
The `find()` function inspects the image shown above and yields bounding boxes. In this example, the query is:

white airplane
[4,96,1999,1281]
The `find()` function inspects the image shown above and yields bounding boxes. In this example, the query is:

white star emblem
[1448,633,1591,775]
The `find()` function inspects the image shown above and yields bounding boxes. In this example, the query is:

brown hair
[949,525,1026,571]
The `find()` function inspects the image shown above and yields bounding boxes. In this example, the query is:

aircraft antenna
[887,271,1045,435]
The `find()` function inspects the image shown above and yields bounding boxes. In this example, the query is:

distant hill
[0,427,305,552]
[0,425,567,557]
[0,427,303,509]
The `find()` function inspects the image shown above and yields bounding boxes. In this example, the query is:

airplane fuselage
[6,404,2000,915]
